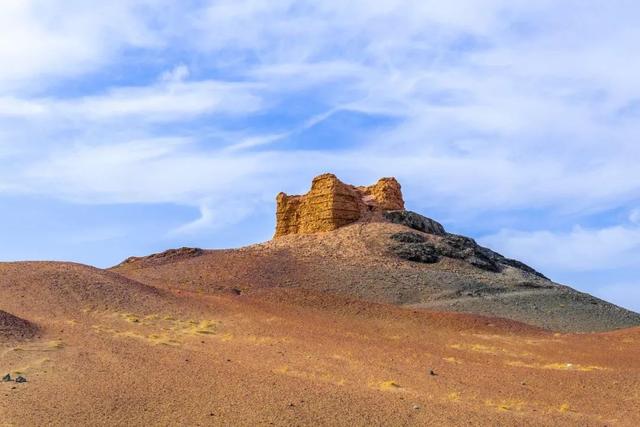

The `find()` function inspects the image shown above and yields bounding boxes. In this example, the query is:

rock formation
[274,173,547,279]
[275,173,404,237]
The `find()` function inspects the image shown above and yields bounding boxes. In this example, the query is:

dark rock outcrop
[389,227,547,278]
[383,210,446,235]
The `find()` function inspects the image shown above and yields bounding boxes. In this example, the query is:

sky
[1,1,640,312]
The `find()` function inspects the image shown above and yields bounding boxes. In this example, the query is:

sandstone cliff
[275,173,404,237]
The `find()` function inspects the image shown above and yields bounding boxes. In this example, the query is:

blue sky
[1,1,640,312]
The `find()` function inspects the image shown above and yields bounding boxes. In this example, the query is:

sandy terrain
[1,257,639,426]
[2,217,639,426]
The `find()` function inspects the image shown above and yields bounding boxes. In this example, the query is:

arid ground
[2,220,639,426]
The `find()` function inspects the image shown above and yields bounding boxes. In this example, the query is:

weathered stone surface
[275,173,405,237]
[358,178,405,211]
[383,211,446,235]
[390,231,426,243]
[390,242,440,264]
[389,230,547,278]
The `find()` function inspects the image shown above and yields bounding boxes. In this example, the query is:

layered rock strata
[275,173,404,237]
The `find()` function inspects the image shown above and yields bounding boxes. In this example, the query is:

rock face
[383,210,446,235]
[275,174,545,279]
[275,173,405,237]
[387,212,547,278]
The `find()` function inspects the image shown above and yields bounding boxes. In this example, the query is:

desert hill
[113,174,640,333]
[0,262,177,318]
[2,173,640,426]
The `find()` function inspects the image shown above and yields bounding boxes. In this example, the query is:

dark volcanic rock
[383,211,446,235]
[389,229,546,278]
[390,232,426,243]
[390,242,439,263]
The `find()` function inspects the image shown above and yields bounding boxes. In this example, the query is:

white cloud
[0,77,262,123]
[0,0,162,90]
[481,225,640,272]
[68,79,262,121]
[591,282,640,313]
[19,138,279,204]
[169,199,256,236]
[160,64,190,83]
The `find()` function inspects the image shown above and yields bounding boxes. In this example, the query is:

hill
[113,174,640,333]
[2,173,640,426]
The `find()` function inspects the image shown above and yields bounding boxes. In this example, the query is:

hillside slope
[113,216,640,333]
[2,262,640,426]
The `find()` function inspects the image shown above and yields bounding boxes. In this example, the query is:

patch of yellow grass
[146,333,181,346]
[115,331,180,346]
[377,380,401,391]
[447,392,461,401]
[193,320,218,334]
[47,340,64,349]
[449,343,532,358]
[219,333,234,342]
[121,313,141,323]
[559,403,571,413]
[92,312,231,346]
[485,399,525,412]
[274,365,289,374]
[506,360,605,372]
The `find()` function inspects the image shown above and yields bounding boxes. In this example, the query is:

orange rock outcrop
[275,173,405,237]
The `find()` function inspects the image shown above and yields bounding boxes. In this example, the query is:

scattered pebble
[429,370,437,376]
[15,376,27,383]
[2,374,11,382]
[413,404,421,410]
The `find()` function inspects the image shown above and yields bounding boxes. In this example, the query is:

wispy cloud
[481,223,640,273]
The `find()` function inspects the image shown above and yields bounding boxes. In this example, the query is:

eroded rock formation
[275,173,404,237]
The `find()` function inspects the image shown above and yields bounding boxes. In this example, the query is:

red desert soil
[1,259,639,426]
[0,310,37,341]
